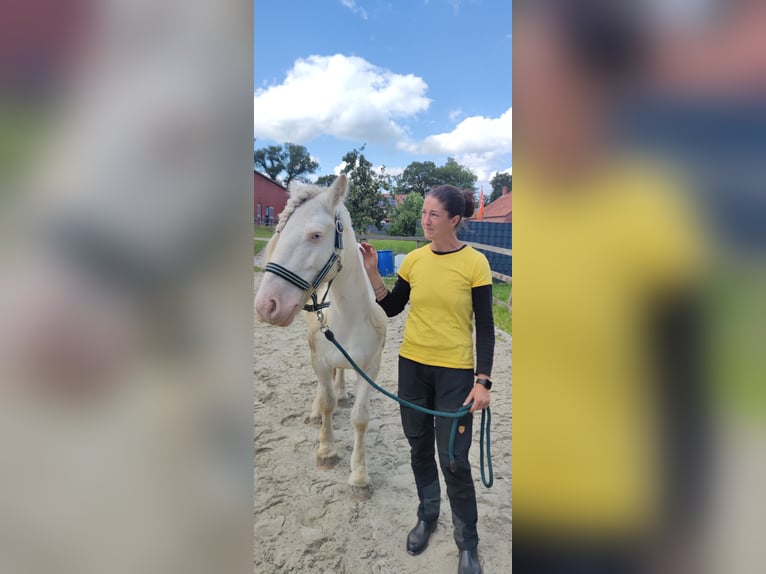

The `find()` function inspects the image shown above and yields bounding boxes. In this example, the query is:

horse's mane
[274,184,324,234]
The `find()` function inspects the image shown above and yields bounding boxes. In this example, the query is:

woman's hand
[359,242,379,275]
[463,382,491,413]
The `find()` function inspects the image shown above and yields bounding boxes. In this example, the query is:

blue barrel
[377,250,394,276]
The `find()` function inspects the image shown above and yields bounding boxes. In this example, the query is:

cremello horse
[255,175,386,498]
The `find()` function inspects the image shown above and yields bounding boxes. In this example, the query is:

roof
[476,191,512,220]
[253,170,288,191]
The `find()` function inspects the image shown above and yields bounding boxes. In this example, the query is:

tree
[435,157,478,191]
[395,158,477,196]
[489,171,512,203]
[253,142,318,187]
[314,174,337,187]
[341,146,386,233]
[388,191,424,236]
[396,161,439,196]
[253,145,285,183]
[283,143,319,188]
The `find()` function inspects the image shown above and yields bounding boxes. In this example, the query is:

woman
[360,185,494,574]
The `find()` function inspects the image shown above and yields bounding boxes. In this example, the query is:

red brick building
[254,171,289,225]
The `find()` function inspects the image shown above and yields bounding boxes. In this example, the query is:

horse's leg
[334,369,349,407]
[307,384,322,425]
[309,368,344,424]
[313,358,339,469]
[348,356,379,499]
[306,317,322,425]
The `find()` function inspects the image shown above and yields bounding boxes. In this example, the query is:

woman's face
[421,195,460,242]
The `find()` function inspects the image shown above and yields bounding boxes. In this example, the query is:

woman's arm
[472,284,495,378]
[463,284,495,412]
[359,242,411,317]
[376,276,411,317]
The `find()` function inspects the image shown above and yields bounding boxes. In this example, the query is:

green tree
[435,157,478,191]
[314,174,337,187]
[396,158,478,196]
[283,143,319,188]
[488,171,512,203]
[253,145,285,182]
[396,161,439,196]
[253,142,318,187]
[388,191,424,236]
[341,146,386,233]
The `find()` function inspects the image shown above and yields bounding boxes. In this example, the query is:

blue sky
[254,0,512,192]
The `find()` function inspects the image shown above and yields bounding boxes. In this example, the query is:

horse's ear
[326,174,348,207]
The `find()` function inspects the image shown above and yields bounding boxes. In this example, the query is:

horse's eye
[311,232,323,241]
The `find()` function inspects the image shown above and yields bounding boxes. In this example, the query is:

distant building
[380,193,408,209]
[254,171,288,225]
[474,186,512,223]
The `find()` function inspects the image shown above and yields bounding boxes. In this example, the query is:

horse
[254,174,386,498]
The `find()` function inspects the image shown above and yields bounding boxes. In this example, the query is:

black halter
[263,214,344,313]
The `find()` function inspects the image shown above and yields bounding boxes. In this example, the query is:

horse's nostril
[267,298,277,318]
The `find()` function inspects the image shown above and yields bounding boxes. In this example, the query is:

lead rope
[321,327,493,488]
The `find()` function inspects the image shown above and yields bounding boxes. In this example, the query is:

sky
[253,0,512,193]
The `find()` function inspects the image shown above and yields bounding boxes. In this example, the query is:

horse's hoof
[350,484,372,500]
[316,453,340,469]
[304,415,322,426]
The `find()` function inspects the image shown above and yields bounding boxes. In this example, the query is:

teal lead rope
[323,328,493,488]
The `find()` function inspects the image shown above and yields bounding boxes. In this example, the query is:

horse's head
[255,174,348,326]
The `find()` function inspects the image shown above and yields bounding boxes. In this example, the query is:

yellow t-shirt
[398,245,492,370]
[513,160,704,538]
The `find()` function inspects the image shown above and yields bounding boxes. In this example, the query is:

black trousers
[512,536,648,574]
[398,356,478,551]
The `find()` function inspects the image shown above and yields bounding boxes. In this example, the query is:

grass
[492,281,512,304]
[366,239,421,255]
[493,303,512,335]
[254,238,269,255]
[254,231,269,272]
[254,225,275,239]
[709,271,766,420]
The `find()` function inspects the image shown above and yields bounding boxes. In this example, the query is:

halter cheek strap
[263,215,344,312]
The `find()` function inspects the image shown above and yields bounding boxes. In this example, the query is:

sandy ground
[254,272,512,573]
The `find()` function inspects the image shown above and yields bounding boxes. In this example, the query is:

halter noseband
[263,214,344,313]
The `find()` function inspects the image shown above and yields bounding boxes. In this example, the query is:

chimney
[502,186,509,196]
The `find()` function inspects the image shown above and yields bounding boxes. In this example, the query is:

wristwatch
[475,378,492,390]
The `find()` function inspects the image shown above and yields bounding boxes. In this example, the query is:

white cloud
[415,107,511,156]
[254,54,430,144]
[448,108,464,122]
[340,0,368,20]
[489,167,512,179]
[401,107,511,182]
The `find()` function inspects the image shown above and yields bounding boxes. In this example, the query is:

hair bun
[462,190,475,218]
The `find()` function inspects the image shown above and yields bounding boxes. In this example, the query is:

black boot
[406,519,437,556]
[457,549,482,574]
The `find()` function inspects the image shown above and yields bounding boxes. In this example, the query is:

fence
[458,221,512,278]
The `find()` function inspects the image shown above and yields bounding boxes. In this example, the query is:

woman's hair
[427,185,475,223]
